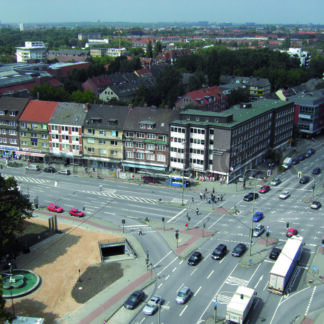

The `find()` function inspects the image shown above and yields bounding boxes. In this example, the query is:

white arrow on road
[254,275,264,289]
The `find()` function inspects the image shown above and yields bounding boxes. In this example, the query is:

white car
[279,191,290,199]
[58,169,71,175]
[142,296,162,315]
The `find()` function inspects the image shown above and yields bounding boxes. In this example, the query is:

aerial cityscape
[1,5,324,324]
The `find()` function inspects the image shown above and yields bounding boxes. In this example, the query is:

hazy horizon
[1,0,323,25]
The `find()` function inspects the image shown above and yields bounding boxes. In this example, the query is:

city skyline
[1,0,324,25]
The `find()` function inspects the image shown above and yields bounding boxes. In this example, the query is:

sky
[1,0,324,25]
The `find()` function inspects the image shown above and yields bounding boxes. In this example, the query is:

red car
[47,204,63,213]
[69,208,84,217]
[259,185,270,193]
[286,228,298,238]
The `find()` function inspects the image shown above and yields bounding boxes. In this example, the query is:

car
[211,244,227,260]
[43,166,56,173]
[253,211,264,222]
[305,151,312,158]
[58,169,71,175]
[69,208,85,217]
[47,204,63,213]
[188,251,202,266]
[298,154,306,161]
[299,176,310,184]
[232,243,247,257]
[176,287,192,304]
[124,290,145,310]
[243,192,259,201]
[271,178,281,186]
[292,158,299,165]
[279,191,290,199]
[142,296,162,315]
[253,224,265,237]
[286,228,298,238]
[308,148,316,155]
[259,185,270,193]
[142,176,159,184]
[311,201,322,210]
[25,164,41,171]
[269,247,282,260]
[312,168,321,175]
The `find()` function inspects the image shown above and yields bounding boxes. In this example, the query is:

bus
[168,174,191,188]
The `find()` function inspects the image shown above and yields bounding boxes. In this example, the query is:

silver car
[176,287,192,304]
[142,296,162,315]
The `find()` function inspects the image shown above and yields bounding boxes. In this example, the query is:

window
[157,154,166,162]
[158,135,166,141]
[136,152,144,159]
[147,143,155,150]
[72,145,79,150]
[99,139,106,144]
[62,135,69,141]
[87,138,95,144]
[125,141,133,148]
[136,142,144,149]
[9,130,17,136]
[111,130,118,137]
[9,139,17,144]
[42,142,48,148]
[136,132,145,138]
[99,129,106,136]
[20,122,26,128]
[52,134,59,140]
[126,151,134,158]
[41,134,48,139]
[21,140,27,146]
[42,124,47,130]
[0,111,4,115]
[110,150,117,156]
[147,153,155,161]
[157,144,166,151]
[62,144,69,150]
[31,133,37,138]
[52,143,59,148]
[31,123,38,129]
[9,111,16,116]
[31,141,38,147]
[147,133,156,139]
[72,136,79,142]
[71,127,78,133]
[62,126,69,132]
[99,149,107,155]
[87,147,94,153]
[87,128,95,135]
[126,131,134,137]
[110,140,117,146]
[51,125,58,131]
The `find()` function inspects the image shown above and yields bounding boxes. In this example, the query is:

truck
[226,286,256,324]
[282,157,292,170]
[268,236,303,295]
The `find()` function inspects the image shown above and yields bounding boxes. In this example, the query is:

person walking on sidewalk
[196,208,199,216]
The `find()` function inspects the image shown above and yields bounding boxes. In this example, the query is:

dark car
[232,243,247,257]
[253,211,264,222]
[44,166,56,173]
[312,168,321,175]
[299,176,310,184]
[124,290,145,310]
[292,159,299,165]
[305,151,312,158]
[243,192,259,201]
[188,251,202,266]
[311,201,321,210]
[298,154,306,161]
[211,244,227,260]
[142,176,159,184]
[269,247,281,260]
[309,148,316,155]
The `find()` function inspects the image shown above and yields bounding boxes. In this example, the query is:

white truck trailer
[268,236,303,295]
[226,286,256,324]
[282,157,292,170]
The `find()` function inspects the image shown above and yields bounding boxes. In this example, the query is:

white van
[26,164,41,171]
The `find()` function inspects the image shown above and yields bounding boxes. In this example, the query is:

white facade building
[16,41,47,63]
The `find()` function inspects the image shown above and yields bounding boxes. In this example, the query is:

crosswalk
[3,175,51,185]
[81,190,158,204]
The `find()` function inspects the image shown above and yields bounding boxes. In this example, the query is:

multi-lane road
[2,146,324,323]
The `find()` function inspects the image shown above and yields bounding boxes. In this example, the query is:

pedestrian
[196,208,199,216]
[192,197,194,203]
[205,188,207,192]
[208,198,211,204]
[200,192,203,200]
[212,187,215,194]
[217,194,220,201]
[203,192,206,199]
[138,229,143,236]
[221,194,223,201]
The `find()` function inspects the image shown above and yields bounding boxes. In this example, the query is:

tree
[226,87,250,107]
[70,89,97,103]
[188,70,206,91]
[153,40,162,58]
[0,279,14,324]
[146,40,153,58]
[0,175,33,257]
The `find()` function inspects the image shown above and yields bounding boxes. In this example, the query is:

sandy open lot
[5,218,123,323]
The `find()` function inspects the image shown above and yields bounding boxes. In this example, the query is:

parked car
[299,176,310,184]
[259,185,270,193]
[253,224,265,237]
[47,204,63,213]
[58,169,71,175]
[308,148,316,155]
[286,228,298,238]
[298,154,306,161]
[69,208,84,217]
[292,158,299,165]
[312,168,321,175]
[188,251,202,266]
[253,211,264,222]
[279,191,290,200]
[211,244,227,260]
[269,247,281,260]
[176,287,192,304]
[142,296,162,315]
[44,166,56,173]
[271,178,281,186]
[124,290,145,310]
[243,192,259,201]
[311,201,321,210]
[232,243,247,257]
[25,164,41,171]
[142,176,159,184]
[305,151,312,158]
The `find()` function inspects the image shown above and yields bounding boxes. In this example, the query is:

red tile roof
[19,100,59,122]
[187,86,224,104]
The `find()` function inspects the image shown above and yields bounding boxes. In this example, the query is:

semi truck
[268,236,303,295]
[226,286,256,324]
[282,157,292,170]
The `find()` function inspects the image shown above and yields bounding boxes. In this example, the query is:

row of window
[0,120,17,126]
[51,143,80,150]
[125,131,167,142]
[275,117,293,127]
[125,142,166,151]
[0,129,17,135]
[274,124,293,135]
[87,148,118,156]
[126,151,166,162]
[0,111,17,116]
[20,140,48,148]
[276,107,294,117]
[0,138,17,144]
[232,114,272,136]
[87,128,118,137]
[51,134,79,141]
[20,132,48,139]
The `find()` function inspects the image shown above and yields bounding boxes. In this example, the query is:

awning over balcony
[16,151,46,158]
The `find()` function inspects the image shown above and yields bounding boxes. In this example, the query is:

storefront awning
[16,151,46,158]
[122,162,166,171]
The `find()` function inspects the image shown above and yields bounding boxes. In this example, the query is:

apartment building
[16,41,47,63]
[170,99,294,183]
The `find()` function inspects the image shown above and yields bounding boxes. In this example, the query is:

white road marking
[154,251,172,268]
[179,304,188,317]
[253,275,264,289]
[194,286,202,296]
[305,286,317,316]
[172,267,177,272]
[207,270,214,279]
[157,257,178,276]
[167,209,186,223]
[165,275,170,281]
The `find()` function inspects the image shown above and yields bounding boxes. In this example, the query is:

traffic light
[175,230,179,240]
[286,222,289,229]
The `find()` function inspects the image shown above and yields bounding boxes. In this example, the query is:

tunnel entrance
[99,239,136,263]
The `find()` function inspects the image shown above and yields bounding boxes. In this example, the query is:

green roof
[176,99,292,128]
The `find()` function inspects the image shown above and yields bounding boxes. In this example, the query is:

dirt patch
[5,218,124,323]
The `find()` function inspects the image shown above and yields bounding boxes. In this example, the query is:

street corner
[305,246,324,285]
